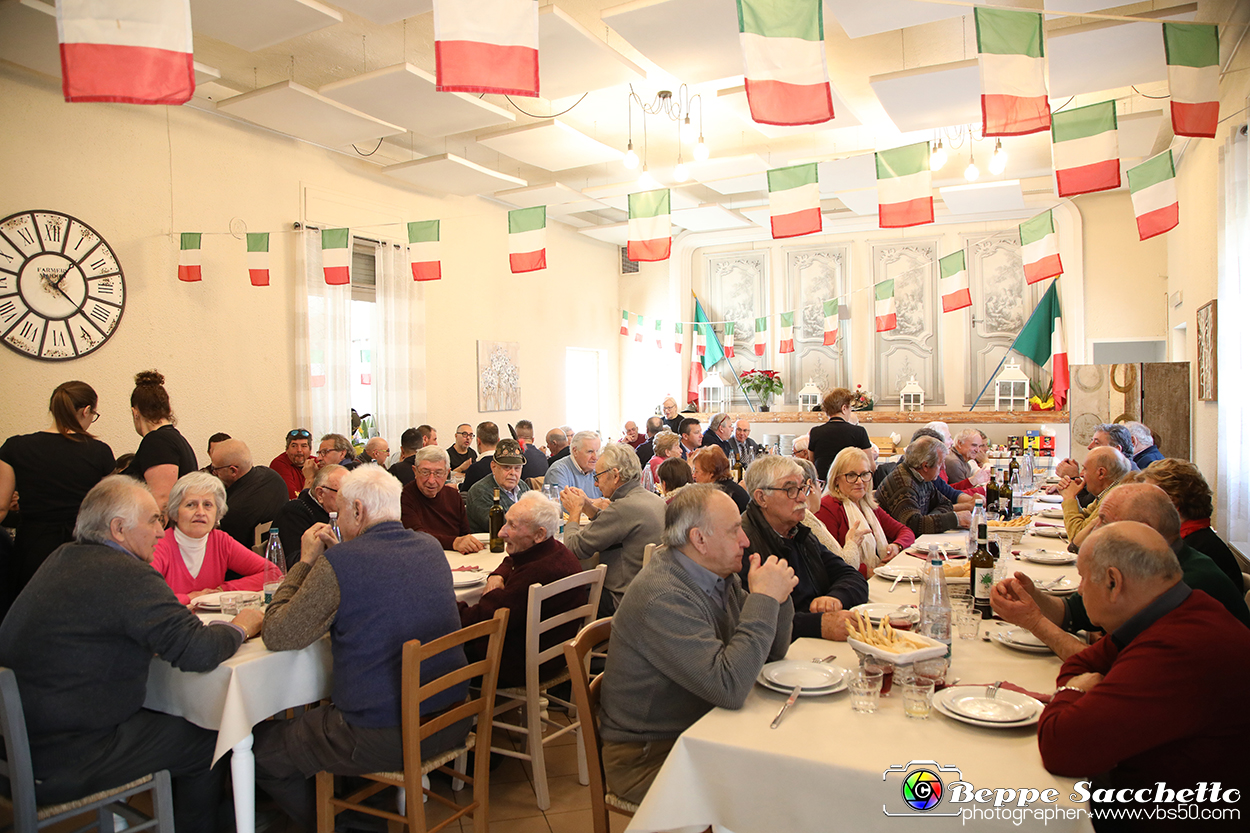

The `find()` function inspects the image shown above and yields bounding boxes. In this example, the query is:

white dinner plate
[762,660,844,689]
[452,571,488,588]
[874,563,964,585]
[472,532,490,542]
[1038,507,1065,519]
[934,687,1042,727]
[850,603,920,624]
[1040,576,1079,595]
[906,543,963,558]
[191,591,260,610]
[756,664,847,696]
[1020,550,1076,565]
[991,627,1053,654]
[1032,526,1067,539]
[1035,494,1063,504]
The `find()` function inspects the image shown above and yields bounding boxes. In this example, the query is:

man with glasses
[877,436,972,536]
[400,447,483,554]
[465,440,530,533]
[729,419,760,462]
[660,396,682,434]
[208,439,289,548]
[740,456,868,640]
[447,424,477,474]
[271,428,312,500]
[461,422,499,492]
[271,465,347,569]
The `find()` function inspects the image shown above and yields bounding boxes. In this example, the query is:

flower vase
[760,403,770,412]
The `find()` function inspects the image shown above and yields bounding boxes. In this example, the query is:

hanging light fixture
[989,138,1007,175]
[964,143,979,182]
[623,84,708,177]
[638,165,656,188]
[623,141,639,170]
[694,134,709,162]
[674,156,690,183]
[930,137,947,171]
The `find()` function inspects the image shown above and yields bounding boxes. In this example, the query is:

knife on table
[771,685,802,728]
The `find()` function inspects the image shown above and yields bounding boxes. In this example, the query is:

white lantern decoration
[900,376,925,411]
[994,361,1031,411]
[698,372,728,414]
[798,379,822,411]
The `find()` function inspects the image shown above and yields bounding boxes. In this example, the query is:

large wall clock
[0,210,126,361]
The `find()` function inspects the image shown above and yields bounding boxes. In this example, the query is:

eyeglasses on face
[456,431,475,438]
[841,471,873,482]
[319,486,338,494]
[761,482,814,500]
[210,464,235,473]
[89,410,101,423]
[592,467,618,482]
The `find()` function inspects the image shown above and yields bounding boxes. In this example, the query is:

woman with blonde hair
[816,446,915,574]
[642,431,682,493]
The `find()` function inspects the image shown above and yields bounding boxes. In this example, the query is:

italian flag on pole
[976,8,1050,136]
[620,310,630,336]
[407,220,441,281]
[754,317,768,356]
[628,189,671,262]
[246,233,269,286]
[1165,23,1220,138]
[177,233,201,282]
[1051,101,1120,197]
[57,0,195,104]
[768,163,821,238]
[508,206,546,273]
[876,143,933,228]
[778,312,795,354]
[823,299,838,345]
[1127,150,1179,241]
[674,322,684,355]
[939,250,971,312]
[875,280,897,333]
[1019,210,1062,284]
[433,0,539,97]
[1011,281,1068,408]
[724,321,736,357]
[737,0,834,126]
[322,228,350,285]
[635,314,644,343]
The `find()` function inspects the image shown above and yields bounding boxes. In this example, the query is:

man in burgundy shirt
[399,447,482,554]
[270,429,312,500]
[1038,521,1250,826]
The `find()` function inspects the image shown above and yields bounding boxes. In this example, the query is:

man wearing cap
[465,440,531,533]
[271,429,312,500]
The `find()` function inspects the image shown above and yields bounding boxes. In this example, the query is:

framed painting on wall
[1197,299,1217,401]
[478,340,521,412]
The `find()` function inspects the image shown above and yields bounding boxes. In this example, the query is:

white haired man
[1125,420,1164,468]
[209,438,289,547]
[945,428,988,487]
[0,476,262,833]
[545,430,604,500]
[877,437,972,535]
[271,464,347,569]
[729,419,760,461]
[254,466,468,831]
[400,446,483,554]
[1060,446,1132,546]
[701,412,733,455]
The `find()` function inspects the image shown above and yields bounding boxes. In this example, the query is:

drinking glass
[263,581,282,605]
[861,657,894,695]
[849,669,883,713]
[914,657,949,689]
[219,592,243,616]
[957,609,983,640]
[901,680,936,719]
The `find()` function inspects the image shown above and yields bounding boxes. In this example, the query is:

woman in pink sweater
[152,471,275,604]
[815,447,915,576]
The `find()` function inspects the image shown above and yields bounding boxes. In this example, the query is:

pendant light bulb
[989,139,1007,175]
[964,160,979,182]
[639,165,656,189]
[623,141,639,170]
[674,160,690,183]
[693,136,710,162]
[930,139,948,171]
[681,115,696,142]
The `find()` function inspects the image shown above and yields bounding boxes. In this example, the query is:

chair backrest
[523,564,606,691]
[563,619,614,833]
[642,543,657,568]
[0,667,40,832]
[254,521,273,549]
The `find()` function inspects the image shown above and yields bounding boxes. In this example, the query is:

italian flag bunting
[1019,210,1062,284]
[635,314,644,343]
[939,250,971,313]
[778,312,795,354]
[628,189,671,262]
[322,228,351,285]
[508,206,546,273]
[1010,281,1068,408]
[695,323,707,357]
[674,322,683,355]
[433,0,538,96]
[1127,151,1179,241]
[1051,101,1120,197]
[876,143,933,228]
[246,232,269,286]
[725,321,736,357]
[875,280,897,333]
[177,233,201,282]
[655,319,663,350]
[1164,23,1220,138]
[754,316,768,357]
[736,0,834,126]
[407,220,441,281]
[839,294,852,323]
[310,349,326,388]
[620,310,630,336]
[768,164,821,238]
[822,299,838,345]
[57,0,195,105]
[975,8,1050,136]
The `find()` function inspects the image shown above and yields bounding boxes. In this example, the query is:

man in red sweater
[1038,521,1250,828]
[398,447,483,553]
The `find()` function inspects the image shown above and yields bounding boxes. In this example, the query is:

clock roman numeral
[0,300,16,318]
[96,280,115,295]
[52,330,65,346]
[43,222,61,243]
[89,258,107,271]
[16,228,33,246]
[89,305,110,323]
[19,321,34,339]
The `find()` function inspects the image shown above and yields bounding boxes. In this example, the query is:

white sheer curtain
[371,239,413,443]
[297,227,352,438]
[1217,124,1250,549]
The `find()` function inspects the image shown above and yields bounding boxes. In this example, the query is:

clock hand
[42,275,74,304]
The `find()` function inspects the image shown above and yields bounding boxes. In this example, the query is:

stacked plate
[1038,506,1065,519]
[452,569,487,588]
[933,687,1044,728]
[991,627,1053,654]
[191,591,260,611]
[1039,576,1079,595]
[905,543,965,559]
[875,563,963,585]
[850,603,920,625]
[1035,494,1063,504]
[1019,549,1076,565]
[756,661,847,696]
[1031,525,1068,539]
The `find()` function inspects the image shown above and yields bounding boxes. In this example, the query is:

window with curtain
[1218,124,1250,551]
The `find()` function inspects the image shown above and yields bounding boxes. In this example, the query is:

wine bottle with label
[985,473,1001,519]
[971,521,995,619]
[488,489,505,553]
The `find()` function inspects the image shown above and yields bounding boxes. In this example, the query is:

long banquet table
[627,527,1097,833]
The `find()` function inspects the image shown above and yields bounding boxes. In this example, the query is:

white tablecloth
[627,531,1094,833]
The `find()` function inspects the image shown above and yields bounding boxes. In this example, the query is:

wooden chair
[315,608,509,833]
[0,667,175,833]
[563,618,638,833]
[490,564,606,810]
[642,543,657,568]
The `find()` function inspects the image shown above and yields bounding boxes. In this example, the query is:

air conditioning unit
[620,246,639,275]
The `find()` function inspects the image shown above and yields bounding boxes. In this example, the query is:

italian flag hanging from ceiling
[1164,23,1220,138]
[177,233,201,282]
[753,316,768,356]
[635,314,644,343]
[1051,101,1120,197]
[674,322,683,354]
[628,189,671,262]
[508,206,546,273]
[57,0,195,104]
[737,0,834,126]
[778,312,795,354]
[975,8,1051,136]
[724,321,736,357]
[432,0,538,96]
[768,163,822,238]
[246,233,269,286]
[407,220,441,281]
[823,299,838,345]
[1019,210,1062,284]
[875,280,897,332]
[655,319,664,349]
[876,142,933,228]
[939,250,971,312]
[322,228,351,285]
[1127,150,1179,241]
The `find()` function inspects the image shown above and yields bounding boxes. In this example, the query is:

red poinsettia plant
[740,369,784,399]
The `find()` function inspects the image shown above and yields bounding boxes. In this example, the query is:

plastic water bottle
[968,497,985,555]
[263,527,285,603]
[918,543,952,658]
[329,511,341,542]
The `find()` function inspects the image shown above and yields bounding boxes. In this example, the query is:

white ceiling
[0,0,1242,236]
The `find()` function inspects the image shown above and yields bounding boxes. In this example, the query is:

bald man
[1060,446,1131,546]
[210,439,290,547]
[362,437,389,466]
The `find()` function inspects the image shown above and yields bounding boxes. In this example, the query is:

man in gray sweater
[598,485,797,805]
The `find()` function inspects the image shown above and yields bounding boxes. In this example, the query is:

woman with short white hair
[816,447,915,574]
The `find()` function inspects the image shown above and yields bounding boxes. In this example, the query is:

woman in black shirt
[124,370,197,515]
[808,387,872,484]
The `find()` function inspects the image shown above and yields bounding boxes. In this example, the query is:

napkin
[948,681,1052,704]
[452,566,484,572]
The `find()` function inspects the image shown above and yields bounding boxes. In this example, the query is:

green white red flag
[635,314,644,343]
[620,310,630,336]
[674,322,683,355]
[823,299,838,345]
[736,0,834,126]
[975,8,1050,136]
[695,323,707,357]
[875,280,897,332]
[57,0,194,104]
[246,232,269,286]
[322,228,351,285]
[939,250,971,312]
[1019,210,1062,284]
[1127,151,1179,241]
[876,143,933,228]
[1011,281,1068,408]
[433,0,538,97]
[177,232,201,282]
[754,316,768,356]
[778,312,795,353]
[407,220,441,281]
[310,349,326,388]
[768,163,821,238]
[1051,101,1119,197]
[628,189,671,262]
[1164,23,1220,138]
[655,319,663,350]
[508,206,546,273]
[725,321,736,357]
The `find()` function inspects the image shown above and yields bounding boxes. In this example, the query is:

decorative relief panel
[704,250,768,406]
[872,240,941,405]
[785,246,850,405]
